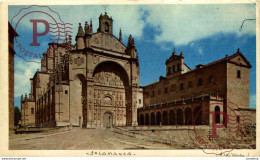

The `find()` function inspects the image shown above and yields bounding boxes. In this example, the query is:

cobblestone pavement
[9,128,181,150]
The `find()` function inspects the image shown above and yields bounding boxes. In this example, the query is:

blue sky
[8,4,256,109]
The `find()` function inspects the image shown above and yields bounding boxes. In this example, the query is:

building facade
[20,12,255,129]
[138,49,254,127]
[21,12,142,128]
[9,22,18,130]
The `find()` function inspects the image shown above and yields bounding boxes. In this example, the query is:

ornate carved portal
[92,61,131,127]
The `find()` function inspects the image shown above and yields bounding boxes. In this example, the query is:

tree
[14,106,21,126]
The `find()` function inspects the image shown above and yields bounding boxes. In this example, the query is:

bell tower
[97,11,113,35]
[165,49,190,78]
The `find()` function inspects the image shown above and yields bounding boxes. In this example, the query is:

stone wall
[227,59,250,109]
[143,62,227,106]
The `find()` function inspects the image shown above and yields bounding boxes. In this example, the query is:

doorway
[103,112,113,127]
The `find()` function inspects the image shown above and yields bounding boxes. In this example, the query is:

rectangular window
[168,67,171,75]
[177,63,180,71]
[237,70,241,78]
[65,90,68,94]
[152,91,155,97]
[180,83,184,90]
[198,78,203,86]
[139,99,141,104]
[165,88,168,93]
[31,108,34,114]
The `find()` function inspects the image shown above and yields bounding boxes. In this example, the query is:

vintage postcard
[0,0,259,157]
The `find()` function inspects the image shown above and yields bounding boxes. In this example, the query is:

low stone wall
[111,127,194,148]
[112,125,256,149]
[122,125,209,131]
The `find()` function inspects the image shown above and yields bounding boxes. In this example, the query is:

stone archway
[177,109,183,125]
[139,114,144,125]
[193,106,202,125]
[162,111,168,125]
[92,61,131,127]
[151,112,155,125]
[185,108,192,125]
[70,74,86,127]
[145,113,149,125]
[169,110,175,125]
[156,112,161,125]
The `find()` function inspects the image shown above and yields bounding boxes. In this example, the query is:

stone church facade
[21,12,143,128]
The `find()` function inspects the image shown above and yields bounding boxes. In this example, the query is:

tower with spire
[126,34,137,58]
[75,23,85,50]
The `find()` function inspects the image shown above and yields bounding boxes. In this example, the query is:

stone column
[86,81,94,128]
[44,93,47,123]
[131,88,138,126]
[55,85,62,124]
[48,91,51,122]
[50,87,53,122]
[175,109,177,126]
[125,85,132,126]
[155,111,157,125]
[149,112,151,126]
[191,108,194,125]
[35,101,38,125]
[41,97,43,124]
[167,110,170,125]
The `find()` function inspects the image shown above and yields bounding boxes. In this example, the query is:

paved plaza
[9,128,181,150]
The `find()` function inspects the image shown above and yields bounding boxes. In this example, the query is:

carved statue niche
[93,63,125,88]
[103,95,113,106]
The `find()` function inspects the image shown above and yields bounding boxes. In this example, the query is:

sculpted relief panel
[92,62,127,126]
[93,65,125,88]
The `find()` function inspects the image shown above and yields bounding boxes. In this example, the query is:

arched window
[215,106,220,124]
[104,22,109,33]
